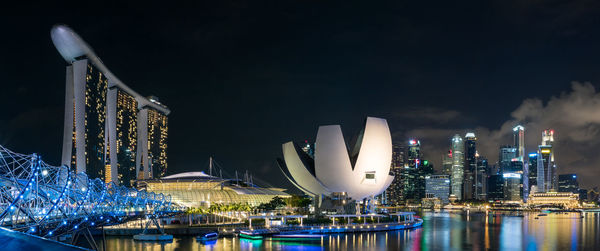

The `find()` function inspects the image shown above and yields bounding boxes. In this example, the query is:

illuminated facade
[558,174,579,194]
[53,25,170,185]
[463,133,476,200]
[140,172,290,208]
[498,145,517,173]
[527,192,579,209]
[512,125,525,161]
[442,150,452,176]
[137,106,169,180]
[279,117,394,207]
[385,144,406,205]
[451,134,464,199]
[107,89,138,186]
[60,58,108,179]
[425,175,450,203]
[401,139,430,201]
[487,174,504,201]
[475,157,488,200]
[537,129,556,192]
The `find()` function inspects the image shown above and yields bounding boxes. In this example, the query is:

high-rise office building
[385,143,405,205]
[558,174,579,194]
[503,161,523,201]
[301,140,315,158]
[513,125,525,161]
[463,132,477,200]
[527,152,538,193]
[52,25,170,186]
[442,150,453,176]
[451,134,464,199]
[425,175,450,203]
[475,157,488,200]
[537,129,556,192]
[400,139,424,201]
[487,174,504,201]
[498,146,517,173]
[407,139,421,168]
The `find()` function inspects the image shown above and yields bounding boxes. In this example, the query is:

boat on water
[270,234,323,242]
[239,229,280,239]
[197,232,219,242]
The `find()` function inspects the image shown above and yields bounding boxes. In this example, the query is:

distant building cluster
[381,125,596,207]
[52,25,169,187]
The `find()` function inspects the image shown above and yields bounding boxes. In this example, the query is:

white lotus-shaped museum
[278,117,394,201]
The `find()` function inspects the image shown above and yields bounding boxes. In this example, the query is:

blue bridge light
[0,144,174,238]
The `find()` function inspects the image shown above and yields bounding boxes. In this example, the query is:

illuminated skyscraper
[137,105,169,180]
[475,157,488,200]
[442,150,453,176]
[400,139,422,201]
[498,146,517,173]
[537,129,556,192]
[487,174,504,201]
[53,25,170,185]
[463,132,477,200]
[558,174,579,193]
[451,134,464,199]
[425,175,450,203]
[60,58,108,178]
[301,140,315,158]
[503,161,523,201]
[513,125,525,161]
[385,143,405,205]
[526,152,538,195]
[107,88,138,186]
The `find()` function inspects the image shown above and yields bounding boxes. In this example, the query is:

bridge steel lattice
[0,144,175,238]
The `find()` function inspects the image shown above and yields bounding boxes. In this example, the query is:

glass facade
[442,150,452,176]
[528,153,538,192]
[451,135,464,199]
[425,175,450,203]
[475,158,488,200]
[488,174,504,201]
[498,146,517,173]
[385,144,405,205]
[399,140,433,202]
[537,129,556,192]
[463,133,476,200]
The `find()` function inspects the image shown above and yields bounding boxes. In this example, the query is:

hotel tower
[51,25,170,186]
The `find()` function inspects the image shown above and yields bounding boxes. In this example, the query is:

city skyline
[2,2,600,191]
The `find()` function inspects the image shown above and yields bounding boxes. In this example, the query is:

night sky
[2,1,600,191]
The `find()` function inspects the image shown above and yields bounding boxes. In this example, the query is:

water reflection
[90,212,600,250]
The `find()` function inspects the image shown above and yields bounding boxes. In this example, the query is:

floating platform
[239,229,280,239]
[133,234,173,241]
[306,219,423,234]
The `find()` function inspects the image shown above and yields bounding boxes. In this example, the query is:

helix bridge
[0,144,177,240]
